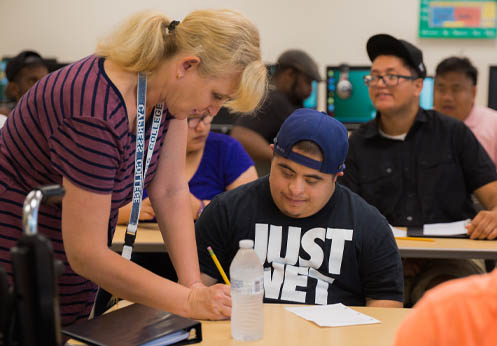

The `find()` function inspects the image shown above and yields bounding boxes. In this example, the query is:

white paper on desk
[285,303,380,327]
[390,225,407,237]
[423,219,470,236]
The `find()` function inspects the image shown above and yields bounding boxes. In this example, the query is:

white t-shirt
[0,114,7,128]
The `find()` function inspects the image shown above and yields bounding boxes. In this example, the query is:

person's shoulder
[348,119,377,142]
[213,176,267,202]
[206,131,231,144]
[206,131,248,157]
[207,131,240,146]
[476,105,497,120]
[420,269,497,310]
[424,108,463,127]
[262,89,294,113]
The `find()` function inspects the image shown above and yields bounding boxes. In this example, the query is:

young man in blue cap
[339,34,497,306]
[196,108,403,307]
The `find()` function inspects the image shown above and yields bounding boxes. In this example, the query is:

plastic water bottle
[230,239,264,341]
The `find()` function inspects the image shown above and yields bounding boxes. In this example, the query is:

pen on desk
[395,236,435,242]
[207,246,230,286]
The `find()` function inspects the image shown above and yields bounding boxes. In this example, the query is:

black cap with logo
[366,34,426,79]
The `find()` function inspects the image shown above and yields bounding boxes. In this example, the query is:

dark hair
[292,140,323,160]
[272,64,295,79]
[397,57,419,79]
[273,140,323,160]
[435,57,478,85]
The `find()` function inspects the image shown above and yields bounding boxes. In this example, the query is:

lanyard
[122,73,163,260]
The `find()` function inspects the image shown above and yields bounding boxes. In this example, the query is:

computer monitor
[420,76,434,110]
[303,80,318,109]
[326,66,375,127]
[326,65,434,128]
[488,66,497,111]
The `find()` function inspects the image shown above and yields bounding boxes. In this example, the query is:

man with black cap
[339,34,497,306]
[5,51,48,103]
[196,108,403,307]
[230,49,321,176]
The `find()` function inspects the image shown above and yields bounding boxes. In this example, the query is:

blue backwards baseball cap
[273,108,348,174]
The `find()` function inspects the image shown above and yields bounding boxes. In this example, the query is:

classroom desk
[69,302,410,346]
[396,237,497,260]
[112,224,497,259]
[111,224,166,253]
[198,305,409,346]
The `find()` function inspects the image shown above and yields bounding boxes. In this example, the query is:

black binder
[62,303,202,346]
[407,226,469,238]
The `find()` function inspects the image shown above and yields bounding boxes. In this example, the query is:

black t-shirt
[234,89,296,143]
[196,177,403,306]
[339,108,497,227]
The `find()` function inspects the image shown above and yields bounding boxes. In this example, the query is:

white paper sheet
[285,303,380,327]
[390,225,407,237]
[423,219,470,236]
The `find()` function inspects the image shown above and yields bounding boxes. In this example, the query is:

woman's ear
[177,56,201,79]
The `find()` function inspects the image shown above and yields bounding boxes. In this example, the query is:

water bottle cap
[239,239,254,249]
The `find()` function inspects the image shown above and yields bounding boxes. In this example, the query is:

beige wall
[1,0,496,108]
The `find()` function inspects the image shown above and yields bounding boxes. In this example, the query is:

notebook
[407,220,470,238]
[62,303,202,346]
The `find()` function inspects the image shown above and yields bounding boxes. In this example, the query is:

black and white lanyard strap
[122,72,164,260]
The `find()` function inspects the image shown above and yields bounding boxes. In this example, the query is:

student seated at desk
[196,109,404,307]
[118,112,258,224]
[338,33,497,307]
[393,268,497,346]
[0,50,49,127]
[434,56,497,168]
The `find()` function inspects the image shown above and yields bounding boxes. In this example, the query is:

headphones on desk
[336,64,353,99]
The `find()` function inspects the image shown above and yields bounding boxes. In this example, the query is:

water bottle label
[231,277,264,295]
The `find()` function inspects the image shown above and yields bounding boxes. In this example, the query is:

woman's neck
[104,59,170,132]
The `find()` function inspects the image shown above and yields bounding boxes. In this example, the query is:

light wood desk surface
[69,302,410,346]
[111,224,166,253]
[396,237,497,259]
[198,305,409,346]
[112,224,497,259]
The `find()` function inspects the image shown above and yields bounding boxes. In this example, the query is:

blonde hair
[96,9,267,113]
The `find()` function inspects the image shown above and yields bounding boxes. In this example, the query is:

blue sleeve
[222,135,254,186]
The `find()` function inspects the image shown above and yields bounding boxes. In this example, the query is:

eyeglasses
[363,74,418,87]
[187,114,214,128]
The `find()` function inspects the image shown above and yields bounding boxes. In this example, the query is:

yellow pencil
[207,246,230,286]
[395,236,435,242]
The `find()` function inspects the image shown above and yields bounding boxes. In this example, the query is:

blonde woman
[0,9,267,326]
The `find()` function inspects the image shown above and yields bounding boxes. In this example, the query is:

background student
[118,112,258,224]
[434,56,497,168]
[339,33,497,306]
[229,49,321,175]
[0,50,49,127]
[393,268,497,346]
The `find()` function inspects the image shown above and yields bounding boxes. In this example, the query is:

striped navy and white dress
[0,55,169,326]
